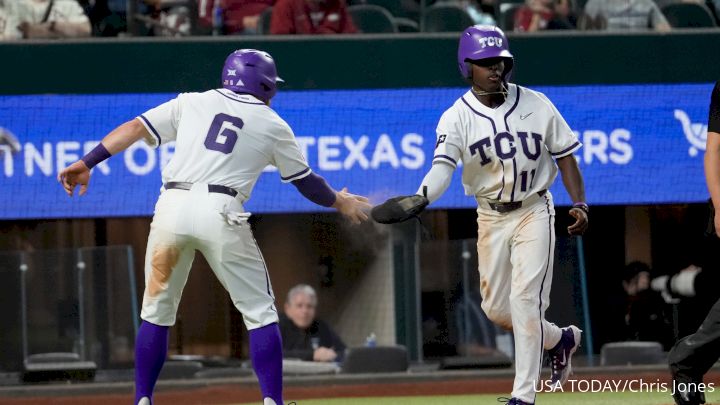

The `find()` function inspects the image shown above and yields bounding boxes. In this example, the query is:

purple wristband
[573,202,589,213]
[81,143,111,169]
[291,172,337,207]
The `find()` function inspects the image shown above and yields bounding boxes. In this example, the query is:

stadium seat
[395,18,420,32]
[341,346,409,373]
[257,7,274,35]
[661,3,717,28]
[421,4,475,32]
[355,0,417,20]
[600,341,665,366]
[348,0,418,31]
[348,5,399,33]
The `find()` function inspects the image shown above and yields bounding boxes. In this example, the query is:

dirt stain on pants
[147,245,180,297]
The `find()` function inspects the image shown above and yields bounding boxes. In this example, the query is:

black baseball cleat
[672,375,706,405]
[548,325,582,389]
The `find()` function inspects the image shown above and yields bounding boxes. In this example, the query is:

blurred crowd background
[0,0,718,40]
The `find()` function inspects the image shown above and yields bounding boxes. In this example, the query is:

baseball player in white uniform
[58,49,370,405]
[373,26,589,404]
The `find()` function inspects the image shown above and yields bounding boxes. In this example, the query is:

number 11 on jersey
[519,168,536,192]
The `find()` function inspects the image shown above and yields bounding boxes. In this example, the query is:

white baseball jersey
[427,83,583,403]
[137,88,311,201]
[136,88,310,331]
[433,83,580,202]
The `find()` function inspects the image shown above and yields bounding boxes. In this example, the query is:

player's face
[470,57,505,93]
[284,293,317,329]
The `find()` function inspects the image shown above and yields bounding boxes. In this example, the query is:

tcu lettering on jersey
[469,131,543,165]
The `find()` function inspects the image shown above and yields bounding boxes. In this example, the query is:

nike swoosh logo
[558,352,567,367]
[520,112,533,120]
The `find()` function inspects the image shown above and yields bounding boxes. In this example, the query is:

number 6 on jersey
[204,113,244,154]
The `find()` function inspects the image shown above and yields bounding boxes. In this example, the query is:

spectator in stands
[270,0,356,34]
[515,0,578,32]
[279,284,347,362]
[582,0,671,31]
[143,0,192,36]
[198,0,273,35]
[4,0,92,39]
[547,0,577,29]
[461,0,496,26]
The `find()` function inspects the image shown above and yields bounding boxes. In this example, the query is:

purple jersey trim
[510,158,518,202]
[551,141,581,157]
[214,89,266,105]
[461,97,497,134]
[139,115,162,146]
[433,154,457,165]
[281,167,311,182]
[496,162,505,200]
[503,86,520,131]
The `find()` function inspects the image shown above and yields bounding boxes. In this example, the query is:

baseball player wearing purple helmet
[59,49,370,405]
[412,26,588,404]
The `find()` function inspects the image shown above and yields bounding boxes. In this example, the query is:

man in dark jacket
[279,284,346,362]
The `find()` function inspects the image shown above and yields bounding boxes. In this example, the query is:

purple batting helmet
[222,49,284,102]
[458,25,514,83]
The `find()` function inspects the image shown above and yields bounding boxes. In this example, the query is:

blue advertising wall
[0,83,713,219]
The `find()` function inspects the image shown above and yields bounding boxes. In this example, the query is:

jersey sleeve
[709,81,720,134]
[538,93,581,158]
[137,95,182,148]
[272,121,312,183]
[432,108,464,169]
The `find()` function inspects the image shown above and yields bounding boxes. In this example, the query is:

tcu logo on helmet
[469,132,543,165]
[478,36,503,49]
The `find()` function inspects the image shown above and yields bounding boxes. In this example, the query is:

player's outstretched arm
[556,155,588,236]
[371,162,454,224]
[332,187,372,224]
[57,118,151,197]
[291,173,371,224]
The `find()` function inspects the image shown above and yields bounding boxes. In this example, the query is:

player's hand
[313,347,338,362]
[332,187,371,224]
[567,207,588,236]
[57,160,91,197]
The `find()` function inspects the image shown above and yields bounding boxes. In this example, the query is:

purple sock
[134,320,170,405]
[249,323,284,404]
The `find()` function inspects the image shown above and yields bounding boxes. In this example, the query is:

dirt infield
[2,369,719,405]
